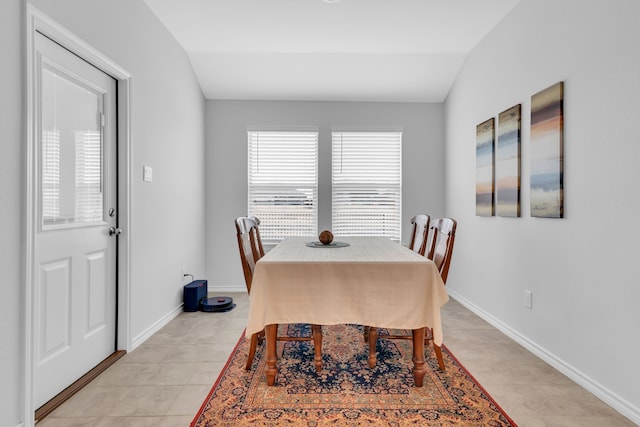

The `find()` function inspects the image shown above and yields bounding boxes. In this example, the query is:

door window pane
[41,65,104,228]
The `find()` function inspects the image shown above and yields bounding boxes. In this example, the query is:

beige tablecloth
[245,236,449,345]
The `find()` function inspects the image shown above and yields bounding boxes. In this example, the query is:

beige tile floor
[38,293,636,426]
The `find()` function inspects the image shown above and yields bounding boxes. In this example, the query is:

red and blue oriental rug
[192,324,517,426]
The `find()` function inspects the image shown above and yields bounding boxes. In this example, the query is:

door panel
[86,250,107,335]
[34,32,117,409]
[38,258,71,362]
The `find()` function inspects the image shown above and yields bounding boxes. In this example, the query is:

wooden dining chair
[366,217,457,371]
[408,214,430,255]
[235,216,322,371]
[235,216,261,295]
[364,214,429,344]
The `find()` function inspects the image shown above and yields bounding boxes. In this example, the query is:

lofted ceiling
[143,0,519,102]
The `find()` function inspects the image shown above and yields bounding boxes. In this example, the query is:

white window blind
[42,130,61,223]
[332,131,402,241]
[74,130,103,223]
[248,130,318,244]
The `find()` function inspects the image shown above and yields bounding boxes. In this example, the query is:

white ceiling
[143,0,520,102]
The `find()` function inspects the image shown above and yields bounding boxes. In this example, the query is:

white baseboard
[130,303,184,350]
[447,289,640,426]
[207,284,247,294]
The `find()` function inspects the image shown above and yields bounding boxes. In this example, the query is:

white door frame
[24,5,132,426]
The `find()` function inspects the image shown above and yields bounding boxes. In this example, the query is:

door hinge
[100,112,105,128]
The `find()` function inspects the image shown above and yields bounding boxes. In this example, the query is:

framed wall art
[530,82,564,218]
[476,118,495,217]
[496,104,521,217]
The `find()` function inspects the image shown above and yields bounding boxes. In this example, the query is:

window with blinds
[248,130,318,244]
[332,131,402,241]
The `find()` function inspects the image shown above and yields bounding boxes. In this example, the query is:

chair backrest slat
[408,214,430,256]
[248,215,265,257]
[426,217,457,284]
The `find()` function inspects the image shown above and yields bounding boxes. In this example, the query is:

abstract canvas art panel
[530,82,564,218]
[496,104,521,217]
[476,118,495,216]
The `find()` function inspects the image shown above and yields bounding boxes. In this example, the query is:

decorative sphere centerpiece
[319,230,334,245]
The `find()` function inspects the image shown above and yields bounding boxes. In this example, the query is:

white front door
[33,32,118,409]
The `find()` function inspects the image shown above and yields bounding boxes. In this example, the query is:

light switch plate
[143,166,153,182]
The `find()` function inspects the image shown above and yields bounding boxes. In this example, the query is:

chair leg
[367,327,378,368]
[424,327,445,371]
[434,343,445,371]
[245,331,260,370]
[423,326,433,344]
[312,324,323,373]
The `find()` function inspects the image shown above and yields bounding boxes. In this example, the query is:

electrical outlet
[181,267,192,283]
[523,290,533,309]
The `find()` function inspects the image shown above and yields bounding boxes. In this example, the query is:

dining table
[245,236,449,387]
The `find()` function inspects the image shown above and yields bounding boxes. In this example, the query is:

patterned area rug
[192,324,517,426]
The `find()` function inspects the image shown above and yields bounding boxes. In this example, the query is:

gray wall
[2,1,206,424]
[205,100,445,290]
[445,0,640,420]
[0,1,25,425]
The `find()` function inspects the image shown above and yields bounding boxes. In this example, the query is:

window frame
[247,129,319,245]
[331,130,402,241]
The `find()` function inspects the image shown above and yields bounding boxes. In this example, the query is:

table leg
[367,326,378,368]
[312,324,323,373]
[264,324,278,386]
[412,328,426,387]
